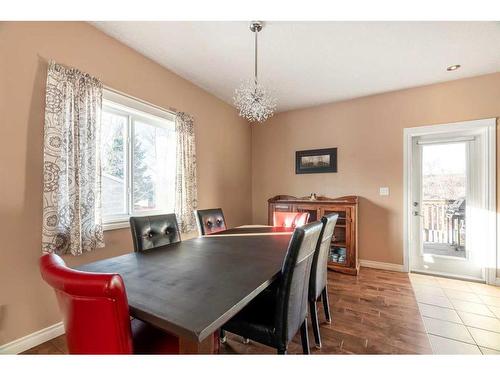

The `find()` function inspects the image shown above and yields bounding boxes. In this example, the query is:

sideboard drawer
[274,204,293,211]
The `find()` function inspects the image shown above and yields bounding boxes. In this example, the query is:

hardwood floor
[22,267,433,355]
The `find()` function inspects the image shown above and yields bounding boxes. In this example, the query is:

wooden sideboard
[268,195,359,275]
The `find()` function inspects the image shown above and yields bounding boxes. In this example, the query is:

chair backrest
[195,208,227,235]
[309,213,338,300]
[39,253,133,354]
[273,212,310,228]
[129,214,181,252]
[274,220,323,343]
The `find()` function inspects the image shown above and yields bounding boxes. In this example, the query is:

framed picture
[295,147,337,174]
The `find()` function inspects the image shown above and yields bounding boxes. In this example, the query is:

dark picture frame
[295,147,337,174]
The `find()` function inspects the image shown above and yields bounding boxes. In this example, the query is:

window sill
[103,221,130,231]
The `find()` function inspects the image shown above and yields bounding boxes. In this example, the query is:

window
[101,90,176,229]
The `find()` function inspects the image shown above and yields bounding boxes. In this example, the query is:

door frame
[403,118,497,284]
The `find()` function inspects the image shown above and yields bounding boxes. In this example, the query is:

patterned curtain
[174,112,198,233]
[42,61,105,256]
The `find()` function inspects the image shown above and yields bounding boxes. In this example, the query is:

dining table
[76,225,295,354]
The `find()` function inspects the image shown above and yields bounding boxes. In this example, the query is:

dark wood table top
[76,230,293,342]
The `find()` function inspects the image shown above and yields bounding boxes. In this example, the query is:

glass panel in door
[421,143,466,259]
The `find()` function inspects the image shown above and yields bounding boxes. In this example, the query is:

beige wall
[252,73,500,268]
[0,22,252,346]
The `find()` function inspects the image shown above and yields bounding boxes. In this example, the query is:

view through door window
[421,142,466,258]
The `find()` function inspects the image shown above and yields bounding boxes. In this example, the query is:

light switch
[379,187,390,196]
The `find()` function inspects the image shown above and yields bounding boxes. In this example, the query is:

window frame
[101,89,176,231]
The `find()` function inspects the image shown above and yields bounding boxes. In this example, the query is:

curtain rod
[103,85,178,116]
[38,56,179,116]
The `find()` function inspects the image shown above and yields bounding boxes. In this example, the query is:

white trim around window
[403,118,497,284]
[103,88,176,122]
[101,89,177,231]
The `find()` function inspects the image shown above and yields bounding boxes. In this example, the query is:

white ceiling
[92,21,500,112]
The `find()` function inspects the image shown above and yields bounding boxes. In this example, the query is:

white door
[409,125,493,281]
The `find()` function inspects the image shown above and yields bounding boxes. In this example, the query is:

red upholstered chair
[39,253,179,354]
[273,212,310,228]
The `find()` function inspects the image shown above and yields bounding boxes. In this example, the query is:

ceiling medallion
[233,21,277,123]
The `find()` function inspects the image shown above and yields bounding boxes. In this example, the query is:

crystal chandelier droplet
[233,21,277,123]
[234,79,277,123]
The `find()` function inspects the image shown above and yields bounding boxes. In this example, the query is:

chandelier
[234,21,277,123]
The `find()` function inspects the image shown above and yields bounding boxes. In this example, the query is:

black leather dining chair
[194,208,227,235]
[129,214,181,252]
[309,213,338,348]
[222,220,323,354]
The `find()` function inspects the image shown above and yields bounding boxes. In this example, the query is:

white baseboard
[0,322,64,354]
[359,259,405,272]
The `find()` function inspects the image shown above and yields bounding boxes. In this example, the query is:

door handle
[413,211,423,217]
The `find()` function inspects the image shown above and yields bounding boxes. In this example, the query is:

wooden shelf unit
[268,195,359,275]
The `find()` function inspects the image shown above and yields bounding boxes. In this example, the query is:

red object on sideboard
[272,211,310,228]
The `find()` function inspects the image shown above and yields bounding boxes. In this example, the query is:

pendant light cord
[234,21,276,122]
[254,28,258,85]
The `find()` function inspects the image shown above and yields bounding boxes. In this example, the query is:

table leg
[178,332,219,354]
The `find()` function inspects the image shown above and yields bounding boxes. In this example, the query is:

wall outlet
[379,187,390,196]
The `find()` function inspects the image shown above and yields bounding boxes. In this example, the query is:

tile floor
[410,272,500,354]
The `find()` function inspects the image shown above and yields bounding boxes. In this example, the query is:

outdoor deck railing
[422,199,465,248]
